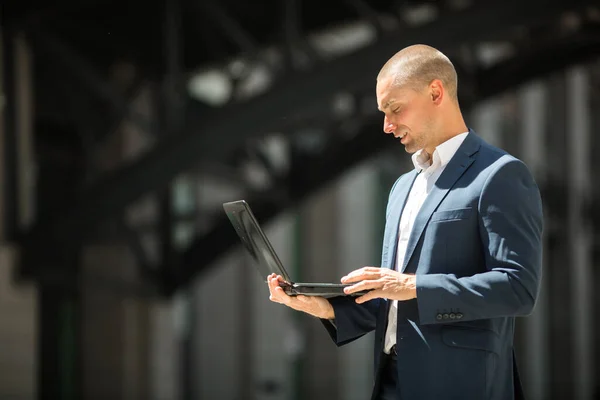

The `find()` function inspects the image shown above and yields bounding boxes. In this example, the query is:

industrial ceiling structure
[4,0,600,296]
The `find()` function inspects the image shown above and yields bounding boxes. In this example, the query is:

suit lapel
[400,132,481,273]
[384,170,418,270]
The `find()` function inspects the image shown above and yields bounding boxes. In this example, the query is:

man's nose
[383,118,395,134]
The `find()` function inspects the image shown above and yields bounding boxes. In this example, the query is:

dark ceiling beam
[19,0,594,248]
[280,0,322,69]
[26,26,154,134]
[341,0,387,34]
[477,32,600,97]
[163,30,600,295]
[196,0,260,55]
[4,0,109,25]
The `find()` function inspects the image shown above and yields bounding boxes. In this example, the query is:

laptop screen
[223,200,293,283]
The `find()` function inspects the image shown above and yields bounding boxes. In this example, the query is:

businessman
[268,44,543,400]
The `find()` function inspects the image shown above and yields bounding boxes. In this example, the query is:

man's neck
[425,123,468,155]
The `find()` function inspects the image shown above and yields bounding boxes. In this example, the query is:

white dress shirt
[383,132,469,354]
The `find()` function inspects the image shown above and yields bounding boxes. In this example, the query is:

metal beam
[34,59,147,146]
[19,0,595,260]
[280,0,321,69]
[342,0,386,34]
[196,0,259,55]
[163,30,600,295]
[25,26,154,134]
[476,32,600,99]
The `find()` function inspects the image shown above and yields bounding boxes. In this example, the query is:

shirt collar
[411,131,469,172]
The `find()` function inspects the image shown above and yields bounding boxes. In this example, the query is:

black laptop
[223,200,369,298]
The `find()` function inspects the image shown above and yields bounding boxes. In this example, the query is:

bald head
[377,44,458,101]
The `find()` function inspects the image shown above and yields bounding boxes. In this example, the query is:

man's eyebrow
[378,98,396,112]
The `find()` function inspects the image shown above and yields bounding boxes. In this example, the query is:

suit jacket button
[449,313,456,319]
[456,313,463,319]
[436,313,443,320]
[442,313,449,320]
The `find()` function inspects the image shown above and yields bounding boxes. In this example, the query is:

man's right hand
[267,273,335,320]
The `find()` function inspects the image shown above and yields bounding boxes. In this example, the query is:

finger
[273,276,292,292]
[268,277,290,302]
[341,267,382,283]
[343,278,384,294]
[266,273,276,285]
[270,285,292,304]
[267,276,279,291]
[340,267,368,282]
[269,275,287,288]
[355,289,381,304]
[268,278,281,301]
[270,277,286,292]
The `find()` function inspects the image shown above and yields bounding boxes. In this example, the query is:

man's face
[376,77,436,154]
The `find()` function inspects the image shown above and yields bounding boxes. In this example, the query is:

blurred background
[0,0,599,399]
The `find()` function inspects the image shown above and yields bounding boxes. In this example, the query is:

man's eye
[393,108,401,114]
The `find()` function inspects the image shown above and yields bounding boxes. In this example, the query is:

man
[267,44,543,400]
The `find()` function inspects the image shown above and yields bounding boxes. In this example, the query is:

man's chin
[403,144,418,154]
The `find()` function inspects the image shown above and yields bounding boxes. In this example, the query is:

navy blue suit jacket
[322,130,543,400]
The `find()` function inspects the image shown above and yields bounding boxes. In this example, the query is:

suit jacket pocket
[430,207,473,222]
[441,325,501,356]
[435,326,497,399]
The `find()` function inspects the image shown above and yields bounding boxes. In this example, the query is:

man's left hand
[341,267,417,304]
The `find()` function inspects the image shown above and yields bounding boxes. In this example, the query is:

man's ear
[430,80,443,104]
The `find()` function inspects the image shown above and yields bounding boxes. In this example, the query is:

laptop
[223,200,370,298]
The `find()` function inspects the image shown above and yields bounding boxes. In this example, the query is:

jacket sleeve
[320,297,381,346]
[415,158,544,324]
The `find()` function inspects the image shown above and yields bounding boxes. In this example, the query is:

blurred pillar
[517,80,549,400]
[545,74,572,399]
[159,0,189,395]
[34,117,84,400]
[299,187,341,400]
[1,22,18,241]
[193,252,244,400]
[13,32,35,231]
[337,164,377,400]
[589,61,600,400]
[8,28,79,400]
[149,299,180,400]
[566,65,594,400]
[0,24,6,242]
[81,245,150,400]
[470,96,503,148]
[251,213,297,400]
[1,27,34,237]
[0,246,38,399]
